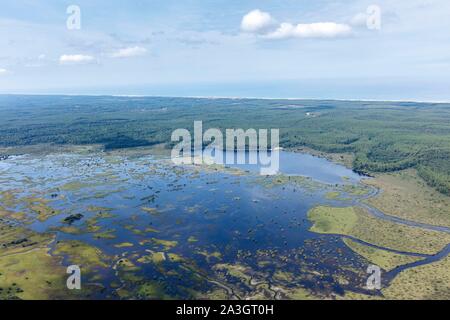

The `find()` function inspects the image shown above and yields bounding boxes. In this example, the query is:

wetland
[1,147,448,300]
[1,95,449,300]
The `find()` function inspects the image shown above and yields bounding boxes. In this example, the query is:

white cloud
[0,68,8,75]
[265,22,352,39]
[241,9,276,33]
[111,46,147,58]
[59,54,95,65]
[241,10,352,40]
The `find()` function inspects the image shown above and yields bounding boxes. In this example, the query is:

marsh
[2,147,444,299]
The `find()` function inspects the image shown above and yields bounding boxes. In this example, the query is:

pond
[221,150,362,184]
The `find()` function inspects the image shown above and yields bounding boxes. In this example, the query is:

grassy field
[383,255,450,300]
[364,169,450,227]
[308,206,450,255]
[0,247,67,300]
[0,208,114,300]
[309,206,450,299]
[0,219,69,299]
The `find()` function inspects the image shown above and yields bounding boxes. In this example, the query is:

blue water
[193,149,362,185]
[223,151,362,184]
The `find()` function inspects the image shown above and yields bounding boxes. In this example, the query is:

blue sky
[0,0,449,101]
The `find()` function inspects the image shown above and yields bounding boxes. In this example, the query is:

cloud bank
[241,9,352,39]
[265,22,351,39]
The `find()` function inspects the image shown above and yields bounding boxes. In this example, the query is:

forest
[0,95,449,194]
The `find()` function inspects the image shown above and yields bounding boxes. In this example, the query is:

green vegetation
[60,181,93,191]
[94,229,117,239]
[284,287,316,300]
[114,258,143,284]
[197,250,222,262]
[2,95,450,194]
[308,206,357,235]
[0,207,28,223]
[145,227,160,233]
[308,206,450,254]
[365,169,450,227]
[213,263,252,284]
[0,248,67,299]
[343,238,424,271]
[0,190,19,208]
[187,236,198,243]
[167,253,184,262]
[135,281,173,299]
[137,251,166,264]
[0,221,69,299]
[325,192,340,200]
[114,242,134,248]
[273,270,295,282]
[23,196,59,222]
[147,238,178,250]
[383,255,450,300]
[342,184,370,196]
[53,240,110,273]
[141,207,160,215]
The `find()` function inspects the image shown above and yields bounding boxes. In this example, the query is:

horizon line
[0,93,449,104]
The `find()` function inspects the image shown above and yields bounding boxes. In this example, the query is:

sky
[0,0,449,101]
